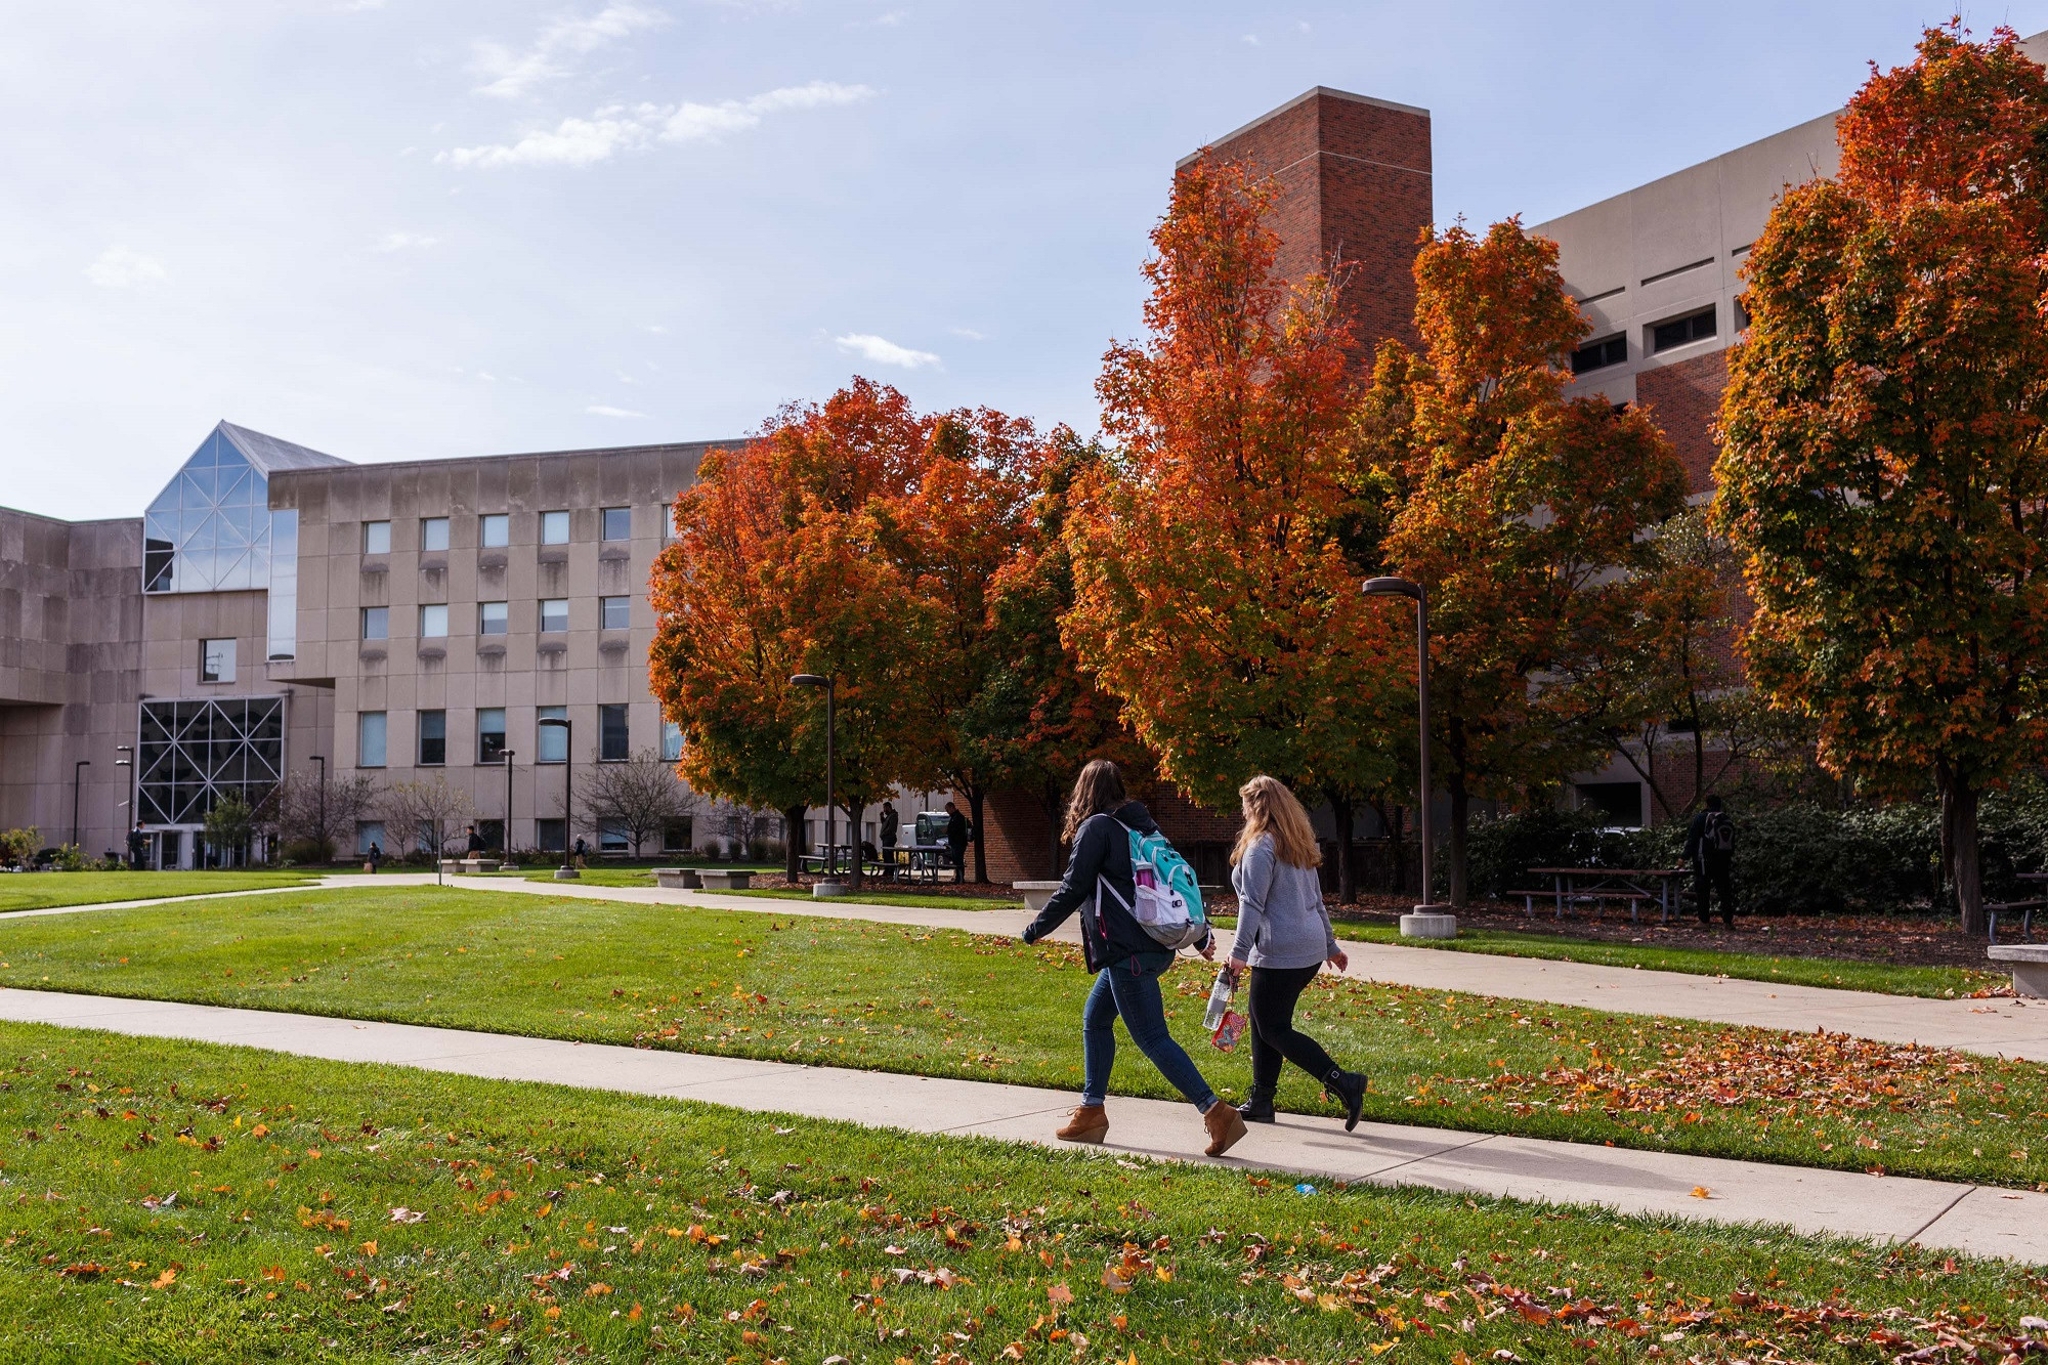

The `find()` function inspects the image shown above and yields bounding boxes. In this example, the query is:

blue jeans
[1081,958,1217,1111]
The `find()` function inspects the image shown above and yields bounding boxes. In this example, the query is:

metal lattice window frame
[137,697,287,825]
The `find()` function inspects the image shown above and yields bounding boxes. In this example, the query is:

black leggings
[1245,963,1341,1094]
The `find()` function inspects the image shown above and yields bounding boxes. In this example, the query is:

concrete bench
[458,858,501,874]
[438,859,461,874]
[655,868,703,890]
[696,869,753,891]
[1989,944,2048,998]
[1015,881,1060,913]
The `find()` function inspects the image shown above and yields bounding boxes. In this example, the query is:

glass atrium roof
[142,422,347,595]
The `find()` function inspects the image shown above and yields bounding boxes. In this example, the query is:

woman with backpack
[1019,760,1247,1158]
[1225,776,1369,1130]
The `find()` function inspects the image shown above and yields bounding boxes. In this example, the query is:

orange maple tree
[1714,24,2048,932]
[1363,221,1688,905]
[1067,155,1410,898]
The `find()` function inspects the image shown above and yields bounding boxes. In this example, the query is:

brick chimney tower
[1178,87,1434,355]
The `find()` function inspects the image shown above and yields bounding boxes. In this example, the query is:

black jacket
[1684,809,1733,864]
[945,810,970,849]
[1020,801,1204,971]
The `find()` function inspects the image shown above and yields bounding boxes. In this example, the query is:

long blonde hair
[1231,775,1322,869]
[1062,759,1128,844]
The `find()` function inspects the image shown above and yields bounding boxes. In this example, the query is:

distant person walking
[465,824,486,855]
[1018,760,1246,1158]
[879,804,899,880]
[1226,776,1369,1130]
[944,800,971,883]
[1685,794,1737,927]
[127,821,148,871]
[366,841,382,874]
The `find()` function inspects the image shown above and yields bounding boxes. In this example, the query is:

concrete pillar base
[813,881,848,898]
[1400,907,1458,939]
[552,867,581,880]
[2014,962,2048,999]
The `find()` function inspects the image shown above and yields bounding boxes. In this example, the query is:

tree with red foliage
[1715,24,2048,933]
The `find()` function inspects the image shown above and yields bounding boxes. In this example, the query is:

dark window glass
[1651,307,1716,353]
[1576,781,1644,828]
[602,595,630,630]
[478,708,507,764]
[536,818,566,852]
[418,710,447,766]
[361,606,389,640]
[1570,334,1627,374]
[599,703,629,762]
[602,507,632,541]
[662,818,693,852]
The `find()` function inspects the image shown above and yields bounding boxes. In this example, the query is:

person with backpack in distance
[1225,776,1370,1130]
[1018,760,1247,1158]
[1685,793,1737,927]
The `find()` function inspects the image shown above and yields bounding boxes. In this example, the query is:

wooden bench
[1987,899,2046,944]
[1503,889,1656,923]
[1988,942,2048,997]
[696,869,753,891]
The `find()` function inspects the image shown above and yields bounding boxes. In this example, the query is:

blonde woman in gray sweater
[1226,776,1369,1129]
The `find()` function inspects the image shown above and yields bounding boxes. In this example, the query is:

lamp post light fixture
[537,718,577,880]
[114,749,134,865]
[71,759,91,850]
[309,755,327,864]
[501,750,516,857]
[1362,576,1456,939]
[789,674,843,898]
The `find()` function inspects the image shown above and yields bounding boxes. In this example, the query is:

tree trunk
[782,804,805,882]
[1948,771,1984,936]
[1447,777,1470,909]
[1935,761,1956,912]
[1328,793,1356,904]
[843,801,864,889]
[967,787,989,884]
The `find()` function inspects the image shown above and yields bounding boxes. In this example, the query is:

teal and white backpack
[1097,819,1208,951]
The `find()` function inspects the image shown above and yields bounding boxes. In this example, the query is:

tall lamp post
[501,750,516,857]
[114,745,134,864]
[789,674,842,898]
[1362,577,1456,938]
[71,759,91,850]
[309,755,327,864]
[537,718,577,880]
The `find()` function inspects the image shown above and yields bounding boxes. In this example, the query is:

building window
[199,638,236,684]
[419,603,448,638]
[540,598,569,633]
[1733,295,1751,332]
[136,697,285,826]
[536,818,566,852]
[418,710,447,766]
[480,513,509,548]
[476,818,504,851]
[421,516,450,552]
[602,507,632,541]
[1577,781,1644,829]
[479,601,508,635]
[662,818,693,853]
[1650,307,1716,354]
[361,606,389,641]
[537,706,568,763]
[359,711,387,767]
[478,708,507,764]
[1570,334,1626,375]
[362,520,391,555]
[599,703,629,761]
[599,819,630,853]
[541,510,570,545]
[661,718,683,762]
[601,595,630,630]
[356,821,386,856]
[659,503,674,543]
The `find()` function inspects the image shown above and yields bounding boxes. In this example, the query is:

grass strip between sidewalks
[0,1021,2042,1364]
[0,872,315,916]
[0,887,2042,1192]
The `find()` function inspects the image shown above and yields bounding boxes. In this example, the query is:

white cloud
[643,323,669,334]
[835,333,939,369]
[587,404,645,417]
[471,3,668,100]
[1240,33,1259,45]
[85,246,166,289]
[374,231,440,251]
[949,326,985,341]
[440,81,874,168]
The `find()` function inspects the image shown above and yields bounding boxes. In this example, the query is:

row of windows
[356,708,683,768]
[361,597,634,640]
[1569,304,1722,376]
[362,506,652,556]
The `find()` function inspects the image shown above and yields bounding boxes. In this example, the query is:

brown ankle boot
[1056,1104,1108,1144]
[1203,1101,1247,1157]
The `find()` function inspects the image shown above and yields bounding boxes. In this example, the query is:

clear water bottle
[1202,968,1234,1032]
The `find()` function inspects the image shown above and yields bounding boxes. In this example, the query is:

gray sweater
[1228,833,1338,970]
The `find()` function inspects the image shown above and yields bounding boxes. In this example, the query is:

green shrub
[48,844,88,873]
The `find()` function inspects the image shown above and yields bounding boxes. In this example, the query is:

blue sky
[7,0,2046,520]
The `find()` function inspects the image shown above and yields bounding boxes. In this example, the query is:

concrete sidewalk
[0,984,2040,1264]
[432,874,2048,1063]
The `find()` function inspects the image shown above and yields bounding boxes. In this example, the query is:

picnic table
[1988,872,2048,943]
[1515,866,1692,924]
[798,844,950,883]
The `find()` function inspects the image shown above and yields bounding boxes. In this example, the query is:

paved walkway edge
[0,985,2040,1265]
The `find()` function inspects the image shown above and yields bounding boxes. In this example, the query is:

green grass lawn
[1319,922,2002,999]
[0,1022,2035,1364]
[727,887,1024,911]
[0,887,2043,1193]
[0,872,315,915]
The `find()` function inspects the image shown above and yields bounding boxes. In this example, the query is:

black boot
[1324,1069,1368,1132]
[1236,1087,1276,1123]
